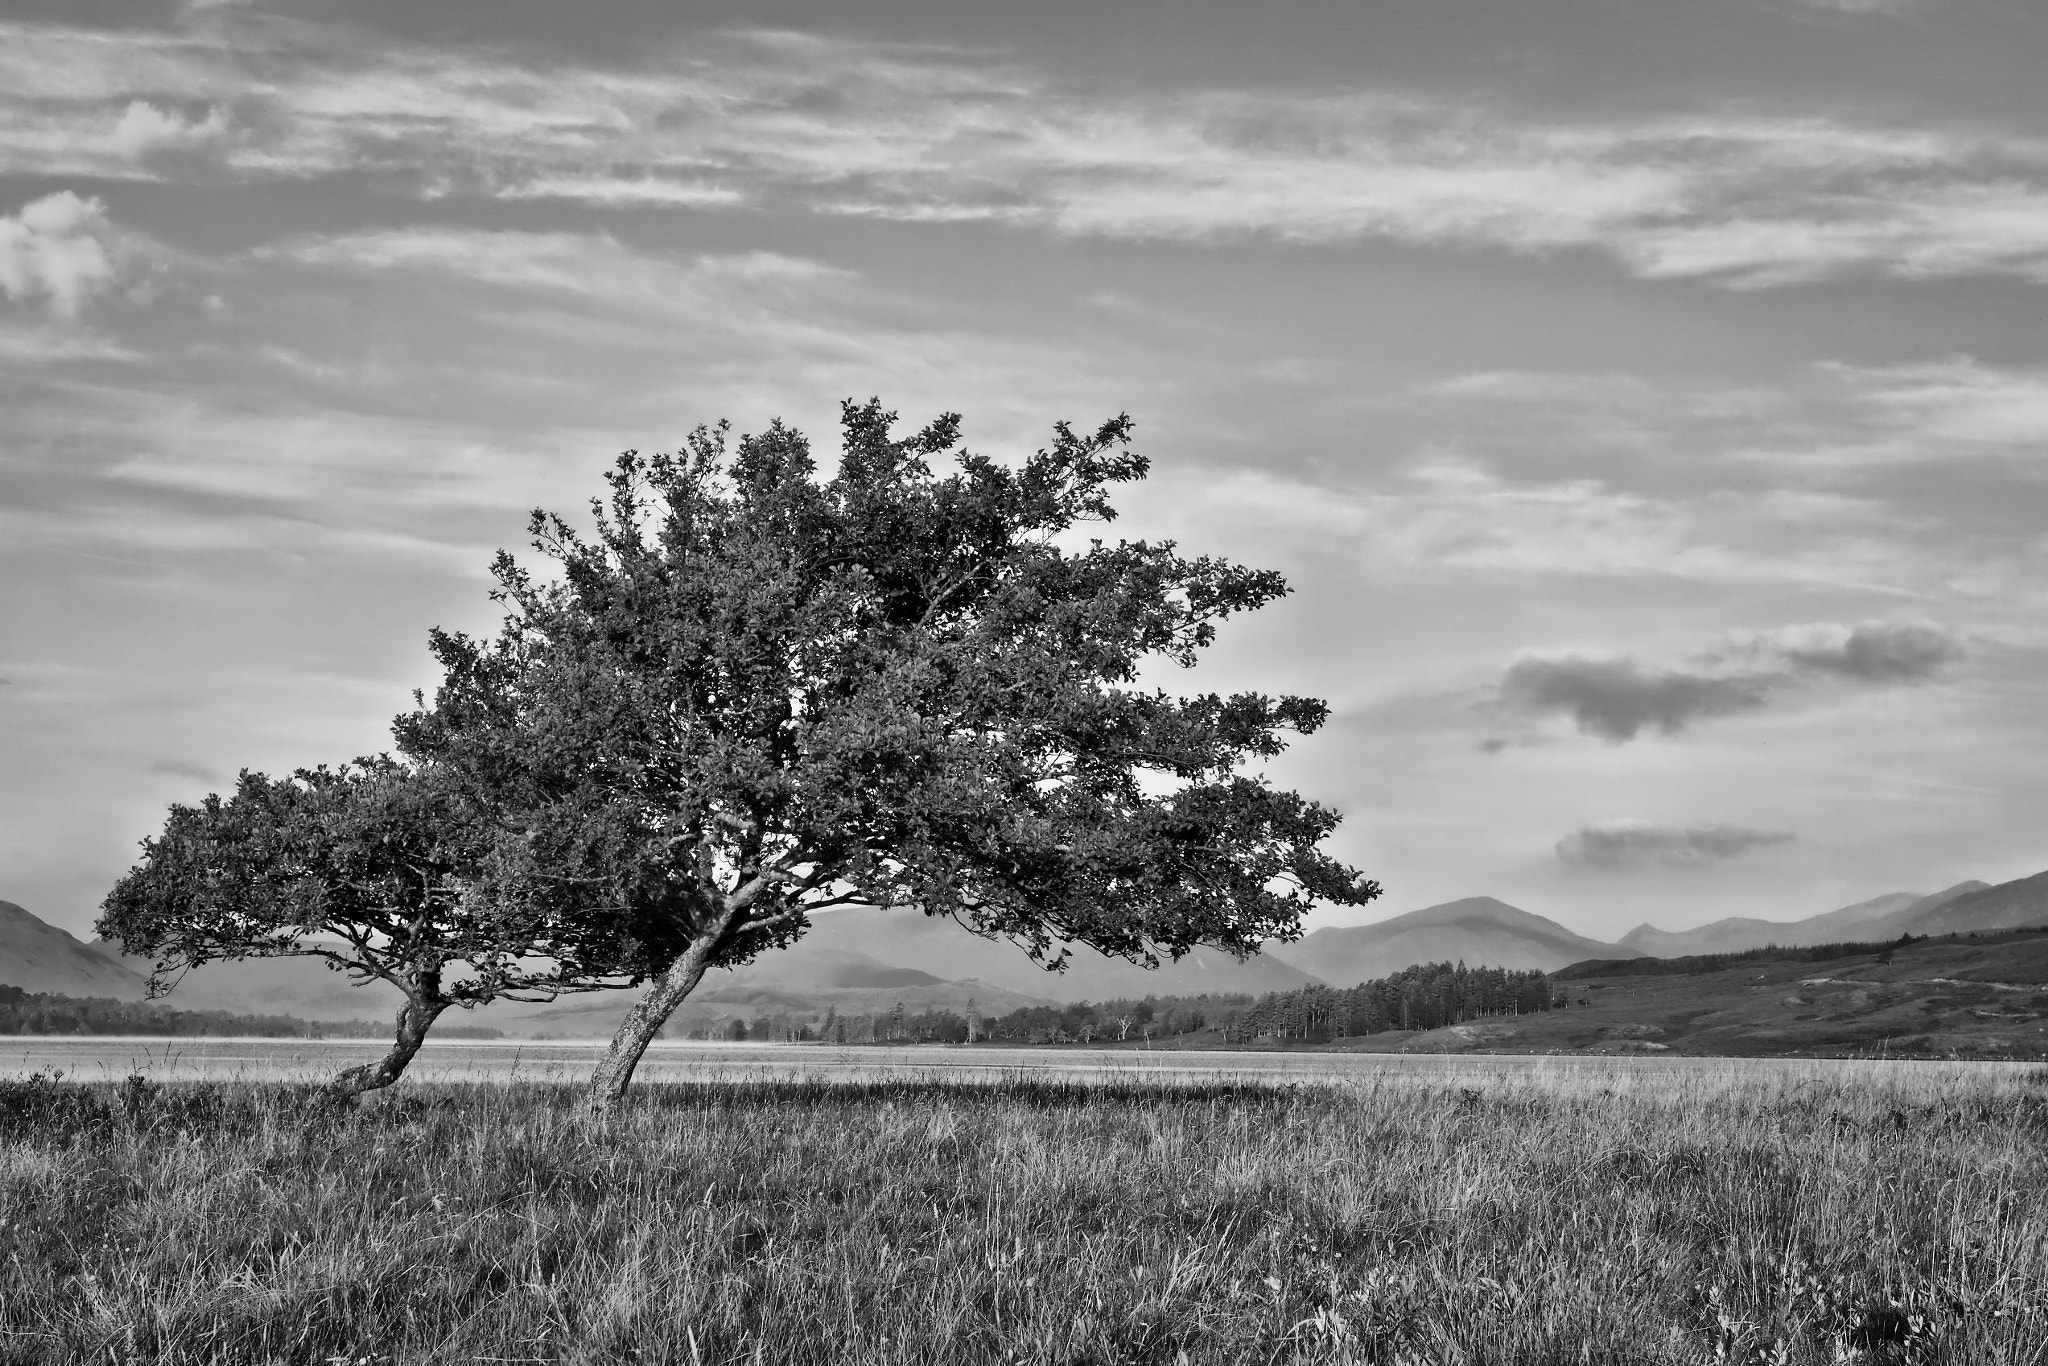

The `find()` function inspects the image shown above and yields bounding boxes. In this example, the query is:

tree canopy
[96,758,608,1093]
[401,401,1378,1109]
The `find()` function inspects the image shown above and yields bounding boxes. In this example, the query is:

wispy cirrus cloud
[4,222,1135,574]
[1819,359,2048,457]
[1557,819,1796,871]
[1430,357,2048,474]
[1497,619,1965,742]
[4,17,2048,288]
[1775,0,1919,15]
[1172,456,1926,596]
[263,228,854,317]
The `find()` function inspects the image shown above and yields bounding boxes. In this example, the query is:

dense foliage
[96,760,573,1091]
[1229,962,1554,1041]
[402,402,1376,1107]
[93,402,1372,1103]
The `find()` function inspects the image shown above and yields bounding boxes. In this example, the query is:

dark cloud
[1499,655,1772,741]
[1557,820,1796,871]
[1773,619,1962,682]
[1502,619,1963,742]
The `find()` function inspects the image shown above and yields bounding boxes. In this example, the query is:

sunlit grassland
[1,1062,2044,1364]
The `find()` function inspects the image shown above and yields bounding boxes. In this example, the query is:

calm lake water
[0,1037,2032,1088]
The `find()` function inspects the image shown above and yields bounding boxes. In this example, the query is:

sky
[4,0,2047,944]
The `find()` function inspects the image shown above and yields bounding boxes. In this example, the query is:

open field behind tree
[1,1063,2044,1365]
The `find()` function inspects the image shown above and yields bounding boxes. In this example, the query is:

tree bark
[330,969,447,1096]
[588,920,732,1115]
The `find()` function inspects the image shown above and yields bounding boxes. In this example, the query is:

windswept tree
[401,401,1379,1112]
[97,757,619,1094]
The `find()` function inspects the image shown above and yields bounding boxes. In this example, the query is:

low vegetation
[1,1063,2042,1364]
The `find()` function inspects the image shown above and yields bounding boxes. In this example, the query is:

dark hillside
[1553,927,2048,980]
[1449,932,2048,1058]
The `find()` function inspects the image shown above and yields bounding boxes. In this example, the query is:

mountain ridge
[1268,896,1625,984]
[1615,879,2009,959]
[1897,870,2048,937]
[0,901,149,1000]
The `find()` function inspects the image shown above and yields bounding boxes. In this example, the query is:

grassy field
[1,1064,2044,1365]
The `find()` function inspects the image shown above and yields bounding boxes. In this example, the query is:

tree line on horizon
[97,402,1377,1111]
[669,961,1554,1047]
[0,984,504,1041]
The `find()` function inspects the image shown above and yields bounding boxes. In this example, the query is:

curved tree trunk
[588,925,729,1115]
[330,970,447,1096]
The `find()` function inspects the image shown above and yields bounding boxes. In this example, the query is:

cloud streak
[3,18,2048,287]
[1557,820,1797,871]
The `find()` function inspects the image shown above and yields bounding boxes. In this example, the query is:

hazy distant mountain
[714,909,1320,1004]
[1894,871,2048,937]
[1618,889,1944,958]
[127,952,407,1022]
[473,910,1321,1036]
[0,901,149,1000]
[1850,883,1984,933]
[1268,897,1624,984]
[97,907,1309,1036]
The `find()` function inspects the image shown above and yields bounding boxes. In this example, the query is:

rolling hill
[1536,931,2048,1058]
[0,901,148,1000]
[1273,931,2048,1060]
[1267,896,1624,983]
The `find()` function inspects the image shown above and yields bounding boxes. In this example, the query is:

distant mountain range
[1897,870,2048,936]
[6,866,2046,1035]
[1616,878,2024,958]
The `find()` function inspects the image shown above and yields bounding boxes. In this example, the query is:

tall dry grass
[1,1062,2043,1364]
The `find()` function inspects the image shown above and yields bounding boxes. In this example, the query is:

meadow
[0,1061,2043,1365]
